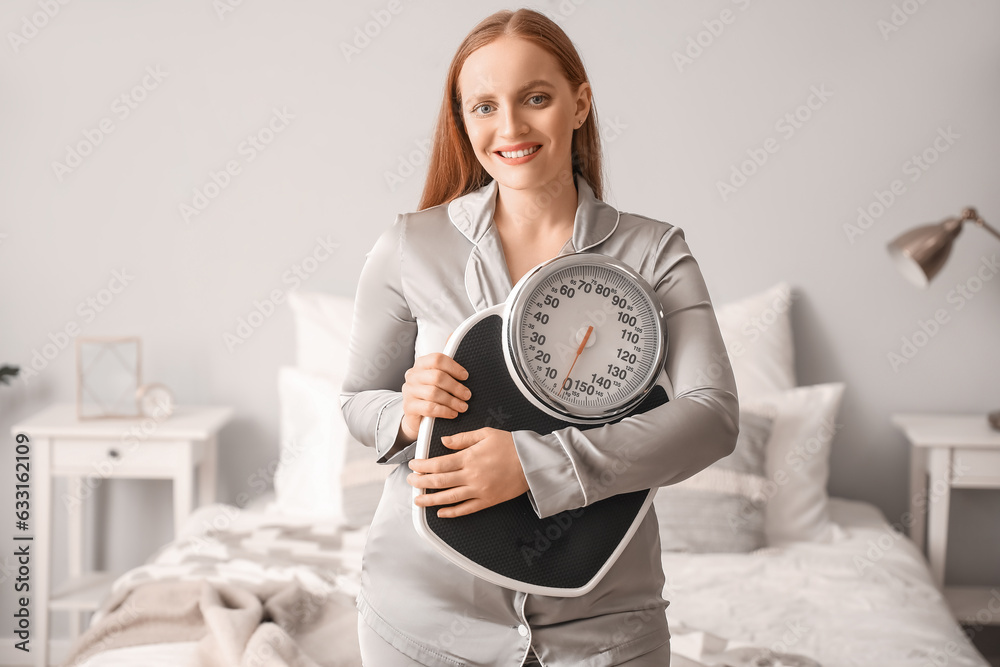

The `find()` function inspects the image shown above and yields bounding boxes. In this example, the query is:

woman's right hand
[398,353,472,443]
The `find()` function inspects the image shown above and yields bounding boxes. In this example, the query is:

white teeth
[498,145,540,159]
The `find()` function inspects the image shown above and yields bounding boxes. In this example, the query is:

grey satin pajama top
[340,172,740,667]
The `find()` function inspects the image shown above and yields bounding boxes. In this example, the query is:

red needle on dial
[558,325,593,396]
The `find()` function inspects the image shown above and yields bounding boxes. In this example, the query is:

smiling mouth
[496,145,541,159]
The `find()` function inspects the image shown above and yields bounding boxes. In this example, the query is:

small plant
[0,365,20,386]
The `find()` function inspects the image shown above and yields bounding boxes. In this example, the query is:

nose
[499,104,528,138]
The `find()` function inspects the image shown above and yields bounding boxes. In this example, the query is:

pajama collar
[447,173,621,313]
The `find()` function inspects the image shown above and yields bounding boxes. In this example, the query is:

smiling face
[457,35,591,192]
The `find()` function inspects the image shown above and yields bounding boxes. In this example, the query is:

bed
[63,495,987,667]
[61,284,990,667]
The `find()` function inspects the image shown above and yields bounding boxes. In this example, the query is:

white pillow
[742,382,846,545]
[280,288,396,523]
[287,289,355,380]
[653,408,775,553]
[715,282,796,398]
[272,365,392,524]
[272,366,347,519]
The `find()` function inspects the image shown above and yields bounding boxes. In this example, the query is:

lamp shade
[887,216,963,288]
[886,206,1000,432]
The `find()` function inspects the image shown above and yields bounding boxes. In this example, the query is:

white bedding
[76,496,987,667]
[663,497,987,666]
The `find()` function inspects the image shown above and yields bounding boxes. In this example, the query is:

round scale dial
[502,253,667,423]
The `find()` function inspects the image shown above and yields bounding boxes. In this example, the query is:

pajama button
[517,624,528,637]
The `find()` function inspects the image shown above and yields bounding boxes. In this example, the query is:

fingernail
[459,402,468,411]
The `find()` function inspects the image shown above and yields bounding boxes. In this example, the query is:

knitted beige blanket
[62,576,359,667]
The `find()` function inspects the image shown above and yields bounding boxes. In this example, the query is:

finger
[414,485,469,508]
[413,354,439,370]
[403,368,472,409]
[425,366,471,403]
[432,353,469,382]
[437,498,485,518]
[407,398,460,421]
[412,450,463,474]
[427,369,471,407]
[427,382,469,413]
[445,375,472,403]
[442,428,487,449]
[407,469,458,490]
[409,378,468,414]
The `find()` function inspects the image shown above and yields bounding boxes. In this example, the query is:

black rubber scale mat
[421,313,669,592]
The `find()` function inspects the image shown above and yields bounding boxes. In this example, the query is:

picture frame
[75,336,143,420]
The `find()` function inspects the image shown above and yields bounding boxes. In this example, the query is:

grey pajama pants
[357,615,671,666]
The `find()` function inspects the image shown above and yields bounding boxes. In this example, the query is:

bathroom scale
[412,252,671,597]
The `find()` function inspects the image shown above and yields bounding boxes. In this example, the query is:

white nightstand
[892,412,1000,626]
[9,403,234,667]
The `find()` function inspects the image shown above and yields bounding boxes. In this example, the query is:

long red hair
[417,8,604,211]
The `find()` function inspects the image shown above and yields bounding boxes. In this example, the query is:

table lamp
[886,206,1000,431]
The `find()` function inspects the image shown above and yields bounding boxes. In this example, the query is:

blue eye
[471,94,548,116]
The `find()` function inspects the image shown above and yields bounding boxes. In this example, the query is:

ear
[574,81,593,125]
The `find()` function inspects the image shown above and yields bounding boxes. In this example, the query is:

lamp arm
[953,209,1000,432]
[961,207,1000,242]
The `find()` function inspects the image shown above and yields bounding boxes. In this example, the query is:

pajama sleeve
[340,213,418,466]
[512,224,741,519]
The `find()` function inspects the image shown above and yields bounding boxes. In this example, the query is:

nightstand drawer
[952,447,1000,488]
[51,438,199,477]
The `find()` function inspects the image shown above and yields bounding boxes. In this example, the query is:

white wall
[1,0,998,641]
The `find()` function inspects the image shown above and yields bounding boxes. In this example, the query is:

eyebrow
[463,79,556,107]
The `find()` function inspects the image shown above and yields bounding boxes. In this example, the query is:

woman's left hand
[407,427,530,518]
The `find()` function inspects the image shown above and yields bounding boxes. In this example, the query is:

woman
[340,8,739,667]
